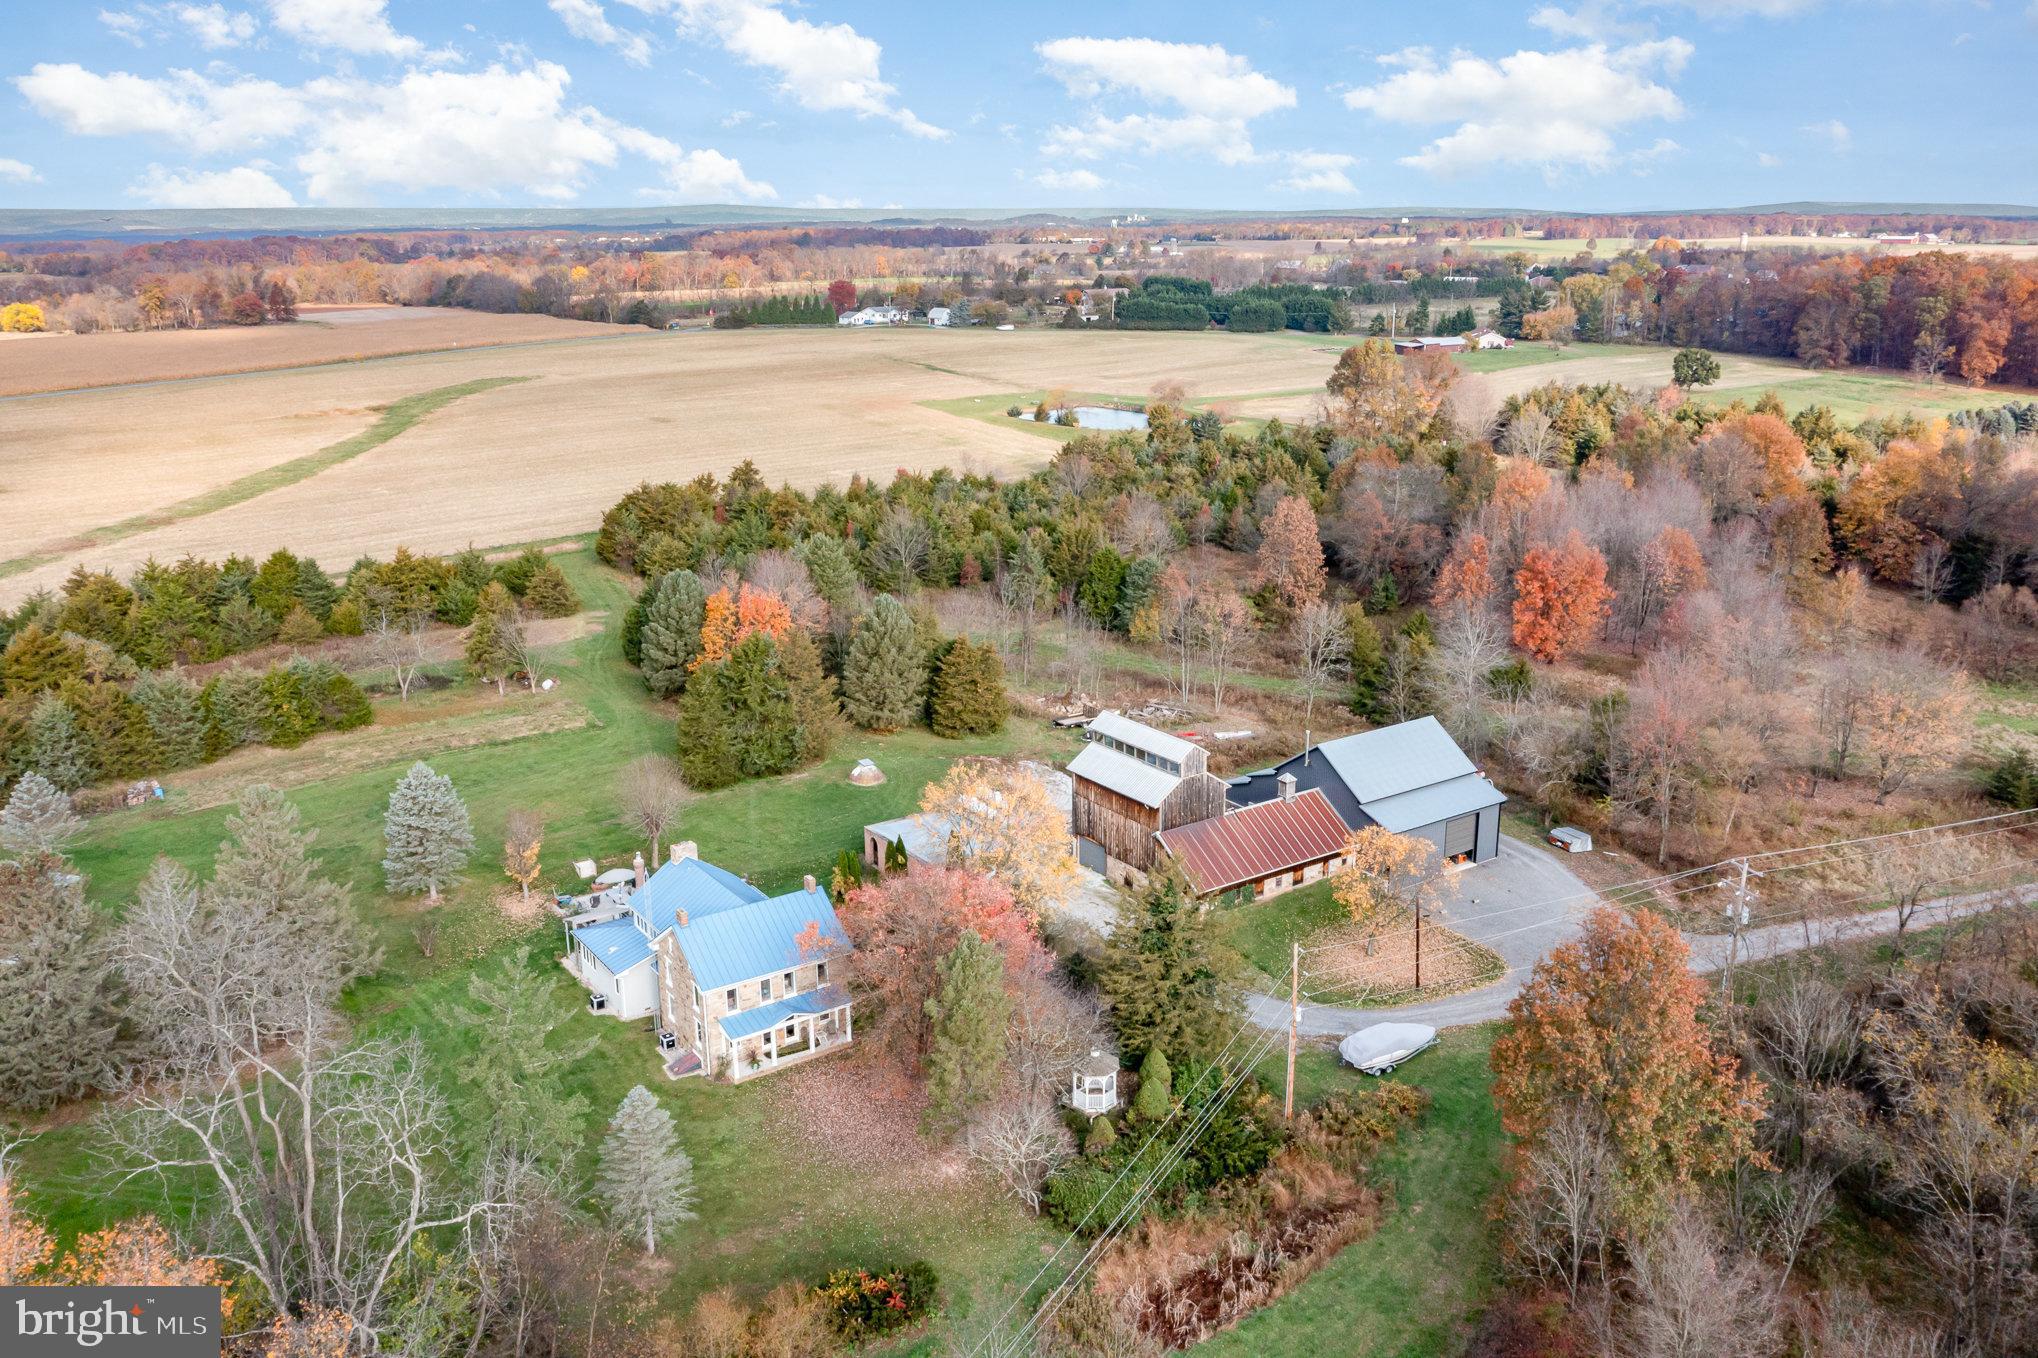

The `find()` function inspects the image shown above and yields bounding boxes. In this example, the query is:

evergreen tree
[640,569,708,698]
[317,668,373,732]
[2,624,83,695]
[200,668,268,757]
[441,946,596,1166]
[523,562,580,618]
[250,549,304,619]
[1113,557,1164,634]
[841,594,927,732]
[216,595,278,654]
[293,557,338,619]
[382,761,474,902]
[23,692,92,791]
[257,666,323,748]
[56,569,132,648]
[922,929,1009,1138]
[324,598,363,636]
[1346,607,1386,718]
[930,637,1007,738]
[596,1085,698,1254]
[493,546,548,597]
[1367,311,1388,337]
[1096,861,1237,1062]
[674,633,828,789]
[465,582,518,694]
[1083,1115,1117,1156]
[209,783,376,986]
[277,605,325,647]
[1077,548,1127,626]
[1132,1048,1173,1121]
[65,680,159,780]
[0,858,120,1111]
[778,628,842,765]
[0,771,81,859]
[796,534,861,622]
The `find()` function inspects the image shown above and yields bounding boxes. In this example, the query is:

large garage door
[1077,837,1107,874]
[1442,814,1478,858]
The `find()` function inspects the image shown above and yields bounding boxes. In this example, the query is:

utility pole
[1720,858,1759,1045]
[1284,941,1300,1121]
[1413,906,1423,992]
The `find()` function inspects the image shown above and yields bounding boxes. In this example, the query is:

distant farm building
[1468,329,1513,349]
[1393,336,1468,355]
[1067,712,1227,885]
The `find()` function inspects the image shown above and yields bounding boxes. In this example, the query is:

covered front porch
[721,986,853,1082]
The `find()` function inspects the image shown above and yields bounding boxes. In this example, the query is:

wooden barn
[1067,711,1227,885]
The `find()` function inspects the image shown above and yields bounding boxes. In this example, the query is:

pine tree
[841,594,927,732]
[596,1085,698,1254]
[1095,861,1237,1063]
[277,605,325,647]
[465,582,518,694]
[0,772,81,859]
[2,625,83,696]
[210,783,376,986]
[65,680,159,781]
[382,761,474,902]
[1083,1115,1117,1156]
[293,557,338,619]
[441,946,596,1167]
[922,929,1010,1138]
[523,562,579,618]
[1347,606,1386,718]
[23,693,92,791]
[1132,1048,1173,1121]
[796,533,860,622]
[250,549,303,619]
[930,637,1007,738]
[640,569,708,698]
[778,628,842,765]
[0,859,120,1111]
[200,668,268,757]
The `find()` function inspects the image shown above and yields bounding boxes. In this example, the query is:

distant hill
[3,201,2035,243]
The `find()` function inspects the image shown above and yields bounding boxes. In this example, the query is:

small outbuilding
[1072,1050,1119,1115]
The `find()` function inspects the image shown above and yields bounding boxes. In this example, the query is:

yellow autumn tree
[919,759,1080,920]
[1331,826,1455,956]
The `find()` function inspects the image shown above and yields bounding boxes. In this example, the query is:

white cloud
[549,0,652,66]
[1802,117,1851,151]
[1034,168,1105,192]
[1034,36,1292,168]
[801,193,862,208]
[631,0,945,138]
[0,159,41,184]
[1343,40,1690,176]
[99,9,148,44]
[128,162,296,206]
[174,4,257,47]
[1653,0,1819,15]
[14,63,310,154]
[1275,151,1357,195]
[295,61,772,203]
[264,0,421,58]
[1757,150,1782,168]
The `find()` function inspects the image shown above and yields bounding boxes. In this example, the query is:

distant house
[563,843,852,1082]
[1226,716,1505,866]
[1467,329,1513,350]
[1393,336,1468,355]
[1156,777,1353,901]
[1068,712,1227,885]
[836,306,907,327]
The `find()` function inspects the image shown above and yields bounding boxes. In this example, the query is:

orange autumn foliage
[1432,533,1494,610]
[0,1177,53,1284]
[1491,461,1551,517]
[1491,906,1766,1215]
[1251,495,1327,612]
[692,584,793,671]
[1728,413,1810,499]
[1511,532,1613,663]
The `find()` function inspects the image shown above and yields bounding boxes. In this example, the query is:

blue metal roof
[573,917,654,974]
[1316,717,1478,805]
[629,856,765,936]
[1360,771,1506,834]
[670,883,848,991]
[717,984,850,1039]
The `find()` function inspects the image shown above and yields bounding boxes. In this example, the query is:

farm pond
[1026,404,1149,431]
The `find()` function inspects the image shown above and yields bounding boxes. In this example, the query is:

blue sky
[0,0,2031,213]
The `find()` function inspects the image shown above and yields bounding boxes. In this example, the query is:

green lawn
[919,391,1150,443]
[1213,878,1504,1006]
[1452,341,1629,373]
[1692,368,2023,423]
[19,542,1077,1337]
[1979,680,2038,736]
[1203,1027,1507,1357]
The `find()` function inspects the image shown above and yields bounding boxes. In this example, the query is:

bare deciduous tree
[368,604,432,704]
[964,1096,1073,1211]
[618,756,691,865]
[1293,600,1350,732]
[1624,1200,1781,1358]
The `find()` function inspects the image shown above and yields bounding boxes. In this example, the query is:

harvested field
[0,326,1345,603]
[0,305,620,396]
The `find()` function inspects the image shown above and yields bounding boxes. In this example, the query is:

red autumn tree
[1491,906,1766,1221]
[826,278,857,313]
[1511,532,1613,663]
[1251,495,1327,614]
[1432,532,1494,612]
[836,868,1047,1075]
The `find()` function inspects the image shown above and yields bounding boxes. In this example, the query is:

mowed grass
[1453,341,1629,373]
[1207,1027,1507,1357]
[1692,367,2028,423]
[21,543,1076,1335]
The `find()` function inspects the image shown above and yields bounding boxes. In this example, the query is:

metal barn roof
[1315,717,1479,806]
[1086,710,1198,764]
[1068,742,1182,808]
[1155,789,1350,895]
[1361,772,1506,835]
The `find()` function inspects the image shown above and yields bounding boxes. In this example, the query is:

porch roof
[718,984,851,1040]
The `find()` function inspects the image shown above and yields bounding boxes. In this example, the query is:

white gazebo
[1071,1050,1119,1116]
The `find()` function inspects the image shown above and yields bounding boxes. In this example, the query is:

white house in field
[563,843,853,1082]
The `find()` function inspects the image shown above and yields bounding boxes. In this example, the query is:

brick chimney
[670,840,698,864]
[632,852,647,888]
[1277,772,1297,802]
[675,908,688,928]
[803,873,817,894]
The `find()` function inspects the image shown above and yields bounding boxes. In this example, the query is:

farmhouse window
[783,970,795,994]
[760,977,773,1000]
[724,988,736,1009]
[817,961,829,983]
